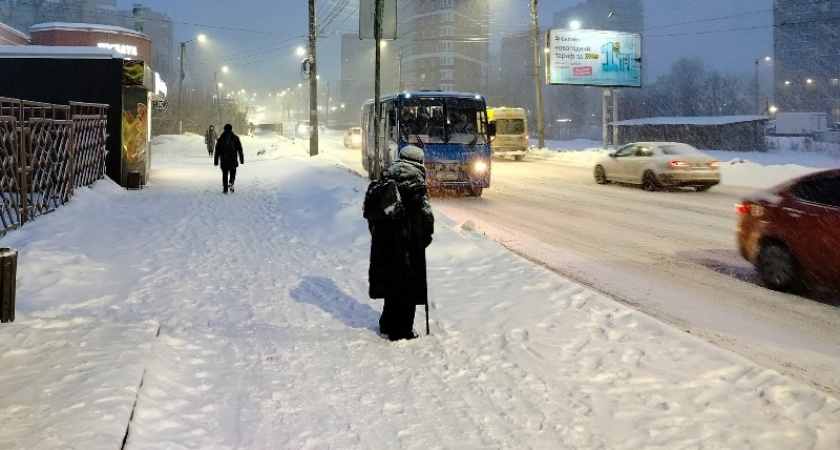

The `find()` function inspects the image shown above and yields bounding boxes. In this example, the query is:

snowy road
[324,140,840,399]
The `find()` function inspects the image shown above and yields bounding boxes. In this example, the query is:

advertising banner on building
[546,29,642,87]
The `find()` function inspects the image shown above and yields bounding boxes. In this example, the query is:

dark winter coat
[205,127,217,148]
[364,155,434,303]
[214,130,244,170]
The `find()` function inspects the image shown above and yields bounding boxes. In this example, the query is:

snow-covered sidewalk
[0,133,838,449]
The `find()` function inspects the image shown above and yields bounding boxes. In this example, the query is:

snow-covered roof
[0,45,123,59]
[29,22,149,40]
[611,115,769,126]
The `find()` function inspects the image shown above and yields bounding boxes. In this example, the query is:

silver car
[594,142,721,191]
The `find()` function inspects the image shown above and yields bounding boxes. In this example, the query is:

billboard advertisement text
[547,29,642,87]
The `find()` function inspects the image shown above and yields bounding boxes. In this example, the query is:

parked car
[735,168,840,293]
[343,126,362,148]
[593,142,721,191]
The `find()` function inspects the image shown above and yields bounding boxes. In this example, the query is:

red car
[735,168,840,293]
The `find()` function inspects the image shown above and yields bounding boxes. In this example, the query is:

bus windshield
[399,97,485,145]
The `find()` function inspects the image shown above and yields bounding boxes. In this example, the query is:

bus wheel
[513,155,524,161]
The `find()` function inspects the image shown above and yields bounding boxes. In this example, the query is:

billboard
[546,29,642,87]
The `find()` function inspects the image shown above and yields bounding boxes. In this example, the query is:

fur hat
[399,145,425,164]
[223,124,233,131]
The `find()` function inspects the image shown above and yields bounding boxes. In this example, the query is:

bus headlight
[473,160,488,173]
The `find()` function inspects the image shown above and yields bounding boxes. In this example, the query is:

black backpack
[363,178,403,222]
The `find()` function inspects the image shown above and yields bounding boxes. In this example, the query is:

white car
[343,127,362,148]
[594,142,721,191]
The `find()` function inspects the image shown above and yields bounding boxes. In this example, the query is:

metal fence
[0,97,108,235]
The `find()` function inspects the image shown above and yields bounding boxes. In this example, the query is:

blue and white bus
[361,91,494,196]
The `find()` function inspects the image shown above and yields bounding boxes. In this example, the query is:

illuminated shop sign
[97,42,138,57]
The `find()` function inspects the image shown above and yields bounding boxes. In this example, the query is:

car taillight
[669,160,690,168]
[734,203,751,214]
[708,161,721,168]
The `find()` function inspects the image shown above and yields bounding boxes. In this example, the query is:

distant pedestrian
[363,145,435,341]
[204,125,217,157]
[214,124,244,194]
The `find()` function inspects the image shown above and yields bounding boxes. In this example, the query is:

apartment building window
[441,69,454,80]
[440,26,454,37]
[832,78,840,86]
[442,0,454,7]
[437,41,453,52]
[440,84,454,92]
[440,56,454,66]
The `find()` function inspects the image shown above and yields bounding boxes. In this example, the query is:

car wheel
[513,155,524,161]
[641,171,660,191]
[470,186,483,197]
[594,165,608,184]
[756,242,800,292]
[695,185,712,192]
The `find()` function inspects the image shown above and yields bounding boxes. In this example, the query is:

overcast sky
[117,0,771,96]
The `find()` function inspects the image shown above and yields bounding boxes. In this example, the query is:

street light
[214,65,229,126]
[755,56,771,115]
[178,34,207,134]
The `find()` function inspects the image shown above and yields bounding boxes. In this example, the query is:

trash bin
[126,171,143,190]
[0,247,17,323]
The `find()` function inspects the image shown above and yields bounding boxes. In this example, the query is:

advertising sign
[547,29,642,87]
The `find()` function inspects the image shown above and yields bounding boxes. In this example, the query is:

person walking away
[363,145,434,341]
[205,125,217,157]
[214,124,244,194]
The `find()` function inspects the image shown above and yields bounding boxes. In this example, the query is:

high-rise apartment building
[403,0,489,93]
[339,0,490,123]
[773,0,840,118]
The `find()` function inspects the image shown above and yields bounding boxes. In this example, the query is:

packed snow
[0,132,838,449]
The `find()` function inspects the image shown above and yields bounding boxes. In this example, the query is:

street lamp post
[755,56,771,115]
[214,66,229,126]
[178,34,206,134]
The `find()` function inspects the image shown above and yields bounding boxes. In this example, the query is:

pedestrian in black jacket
[214,123,244,194]
[364,145,435,341]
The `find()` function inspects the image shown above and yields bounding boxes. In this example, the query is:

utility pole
[325,81,330,127]
[530,0,545,149]
[398,50,404,91]
[308,0,318,156]
[178,41,185,134]
[373,0,383,177]
[213,71,221,126]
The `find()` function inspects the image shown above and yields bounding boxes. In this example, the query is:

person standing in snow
[363,145,435,341]
[214,124,244,194]
[204,125,217,157]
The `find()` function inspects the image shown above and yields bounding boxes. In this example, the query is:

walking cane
[425,300,430,335]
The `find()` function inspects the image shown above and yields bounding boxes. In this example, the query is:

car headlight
[473,160,488,173]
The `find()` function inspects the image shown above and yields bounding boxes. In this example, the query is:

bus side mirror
[487,121,496,142]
